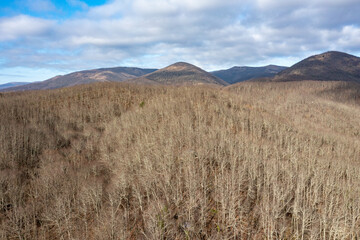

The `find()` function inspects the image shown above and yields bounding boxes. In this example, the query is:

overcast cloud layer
[1,0,360,83]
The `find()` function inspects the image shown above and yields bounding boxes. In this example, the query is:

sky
[1,0,360,84]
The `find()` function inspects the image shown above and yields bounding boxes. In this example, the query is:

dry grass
[0,81,360,239]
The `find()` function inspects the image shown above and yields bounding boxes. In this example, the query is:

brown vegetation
[0,81,360,239]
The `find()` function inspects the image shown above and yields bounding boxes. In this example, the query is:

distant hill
[271,51,360,82]
[5,51,360,91]
[3,67,157,91]
[0,82,29,90]
[212,65,287,84]
[130,62,228,86]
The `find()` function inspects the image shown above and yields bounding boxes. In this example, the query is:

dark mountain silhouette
[3,67,157,91]
[271,51,360,82]
[0,82,30,90]
[129,62,228,86]
[212,65,287,84]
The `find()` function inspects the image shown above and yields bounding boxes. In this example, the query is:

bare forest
[1,81,360,239]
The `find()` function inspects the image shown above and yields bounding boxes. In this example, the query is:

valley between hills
[1,51,360,239]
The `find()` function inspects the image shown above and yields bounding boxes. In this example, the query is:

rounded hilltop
[273,51,360,82]
[129,62,228,86]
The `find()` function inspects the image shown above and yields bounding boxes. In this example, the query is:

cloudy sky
[1,0,360,84]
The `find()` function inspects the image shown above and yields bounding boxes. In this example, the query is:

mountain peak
[171,62,195,66]
[163,62,204,72]
[129,62,228,86]
[272,51,360,82]
[307,51,357,62]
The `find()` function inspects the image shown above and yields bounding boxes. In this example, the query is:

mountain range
[211,65,287,84]
[3,67,157,91]
[2,62,277,91]
[0,82,30,90]
[2,51,360,91]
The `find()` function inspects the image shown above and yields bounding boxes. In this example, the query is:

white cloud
[88,0,126,17]
[0,15,54,41]
[337,25,360,48]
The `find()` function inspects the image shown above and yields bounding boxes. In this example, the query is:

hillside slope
[272,51,360,82]
[130,62,228,85]
[0,82,30,90]
[3,67,157,91]
[212,65,287,84]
